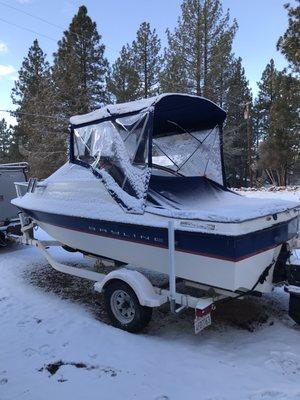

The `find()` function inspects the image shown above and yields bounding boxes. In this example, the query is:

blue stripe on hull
[20,208,298,262]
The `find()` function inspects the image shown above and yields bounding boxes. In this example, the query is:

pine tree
[160,0,237,104]
[254,59,277,139]
[277,0,300,73]
[223,57,252,187]
[0,119,13,163]
[0,119,22,164]
[52,5,109,116]
[255,65,300,185]
[11,39,64,178]
[132,22,162,98]
[108,22,161,101]
[11,38,51,147]
[107,45,140,103]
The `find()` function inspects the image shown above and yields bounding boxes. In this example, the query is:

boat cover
[70,93,226,132]
[12,163,300,224]
[147,175,300,223]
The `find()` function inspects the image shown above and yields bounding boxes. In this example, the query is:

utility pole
[244,102,253,187]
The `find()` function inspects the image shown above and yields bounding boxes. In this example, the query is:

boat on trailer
[11,93,300,332]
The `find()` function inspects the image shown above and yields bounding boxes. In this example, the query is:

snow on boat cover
[69,93,224,126]
[13,163,300,225]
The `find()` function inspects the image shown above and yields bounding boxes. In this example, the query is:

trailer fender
[94,268,167,307]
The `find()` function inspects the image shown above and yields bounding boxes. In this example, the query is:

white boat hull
[38,219,283,293]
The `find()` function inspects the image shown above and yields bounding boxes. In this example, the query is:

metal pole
[168,220,176,312]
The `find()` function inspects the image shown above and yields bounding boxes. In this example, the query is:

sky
[0,0,292,126]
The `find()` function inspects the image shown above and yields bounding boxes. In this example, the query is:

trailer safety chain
[258,262,274,284]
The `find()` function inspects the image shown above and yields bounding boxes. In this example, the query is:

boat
[11,93,300,330]
[0,162,28,246]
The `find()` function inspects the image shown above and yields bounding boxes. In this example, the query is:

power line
[0,17,57,42]
[0,1,120,55]
[0,1,62,30]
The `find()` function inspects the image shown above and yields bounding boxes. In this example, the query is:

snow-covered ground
[0,189,300,400]
[236,187,300,203]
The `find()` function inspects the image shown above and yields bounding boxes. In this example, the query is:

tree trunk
[144,42,148,98]
[203,0,208,97]
[195,1,202,96]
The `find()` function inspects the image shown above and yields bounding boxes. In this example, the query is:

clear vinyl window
[73,112,151,213]
[152,126,223,185]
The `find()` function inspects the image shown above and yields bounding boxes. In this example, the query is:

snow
[1,212,300,399]
[69,93,224,126]
[147,191,300,223]
[236,187,300,203]
[12,163,166,228]
[1,190,300,399]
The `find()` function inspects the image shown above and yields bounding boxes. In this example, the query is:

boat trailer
[8,207,254,334]
[7,181,300,333]
[7,208,300,333]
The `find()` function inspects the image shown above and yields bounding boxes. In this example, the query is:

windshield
[152,125,223,185]
[73,112,151,213]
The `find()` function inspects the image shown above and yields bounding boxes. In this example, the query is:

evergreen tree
[255,65,300,185]
[254,59,277,139]
[0,119,13,163]
[223,57,252,187]
[52,5,109,116]
[107,45,140,103]
[277,0,300,73]
[108,21,161,101]
[11,38,50,149]
[11,39,64,178]
[0,119,22,164]
[132,22,162,98]
[160,0,237,104]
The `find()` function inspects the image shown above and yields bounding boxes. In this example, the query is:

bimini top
[70,93,226,133]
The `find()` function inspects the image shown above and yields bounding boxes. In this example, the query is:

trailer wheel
[289,293,300,325]
[104,280,152,333]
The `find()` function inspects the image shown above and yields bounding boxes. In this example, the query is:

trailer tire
[104,280,152,333]
[289,293,300,325]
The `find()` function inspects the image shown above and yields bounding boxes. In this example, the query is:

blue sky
[0,0,292,125]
